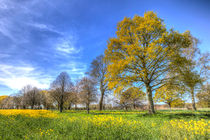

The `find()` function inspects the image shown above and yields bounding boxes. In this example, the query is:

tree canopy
[105,11,192,114]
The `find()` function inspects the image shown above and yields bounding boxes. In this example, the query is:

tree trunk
[125,106,128,111]
[191,88,197,111]
[59,95,64,113]
[59,102,63,112]
[68,102,72,110]
[99,89,105,111]
[87,103,90,114]
[146,85,155,114]
[168,102,171,110]
[133,101,136,109]
[31,104,34,109]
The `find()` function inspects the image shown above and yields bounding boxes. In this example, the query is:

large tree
[177,37,209,110]
[50,72,73,112]
[89,55,108,110]
[105,11,191,114]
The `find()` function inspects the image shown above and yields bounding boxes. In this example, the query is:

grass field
[0,109,209,140]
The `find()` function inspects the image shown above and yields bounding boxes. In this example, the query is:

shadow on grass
[90,112,125,115]
[137,112,210,120]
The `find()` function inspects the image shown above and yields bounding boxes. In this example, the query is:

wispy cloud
[0,18,15,41]
[0,53,10,59]
[0,63,52,90]
[27,22,63,35]
[0,0,41,42]
[0,0,88,94]
[59,61,87,80]
[55,36,81,55]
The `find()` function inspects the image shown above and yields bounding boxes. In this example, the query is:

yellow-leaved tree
[105,11,191,114]
[0,95,8,109]
[154,81,185,109]
[116,87,145,110]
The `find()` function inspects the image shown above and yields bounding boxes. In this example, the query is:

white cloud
[56,37,80,55]
[27,22,63,35]
[29,23,50,30]
[0,0,49,42]
[0,18,15,41]
[0,77,48,90]
[0,64,51,90]
[0,0,85,92]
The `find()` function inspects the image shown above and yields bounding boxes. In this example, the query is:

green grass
[0,110,209,140]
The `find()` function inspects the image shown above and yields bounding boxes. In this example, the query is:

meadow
[0,109,209,140]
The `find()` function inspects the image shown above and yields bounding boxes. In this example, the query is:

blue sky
[0,0,209,95]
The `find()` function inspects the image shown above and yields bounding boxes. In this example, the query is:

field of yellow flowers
[0,109,209,140]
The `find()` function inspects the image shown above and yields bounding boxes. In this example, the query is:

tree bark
[68,103,71,110]
[168,102,171,110]
[146,85,155,114]
[125,106,128,111]
[59,95,64,112]
[31,103,34,109]
[99,89,105,111]
[191,88,197,111]
[87,103,90,114]
[59,102,63,112]
[133,103,136,110]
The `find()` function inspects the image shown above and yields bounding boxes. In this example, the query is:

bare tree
[89,55,108,110]
[12,93,22,109]
[39,90,54,110]
[23,86,40,109]
[21,85,32,109]
[65,85,80,110]
[1,96,19,109]
[50,72,73,112]
[21,85,41,109]
[78,77,97,114]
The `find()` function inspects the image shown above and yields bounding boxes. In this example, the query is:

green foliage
[196,84,210,108]
[175,35,209,111]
